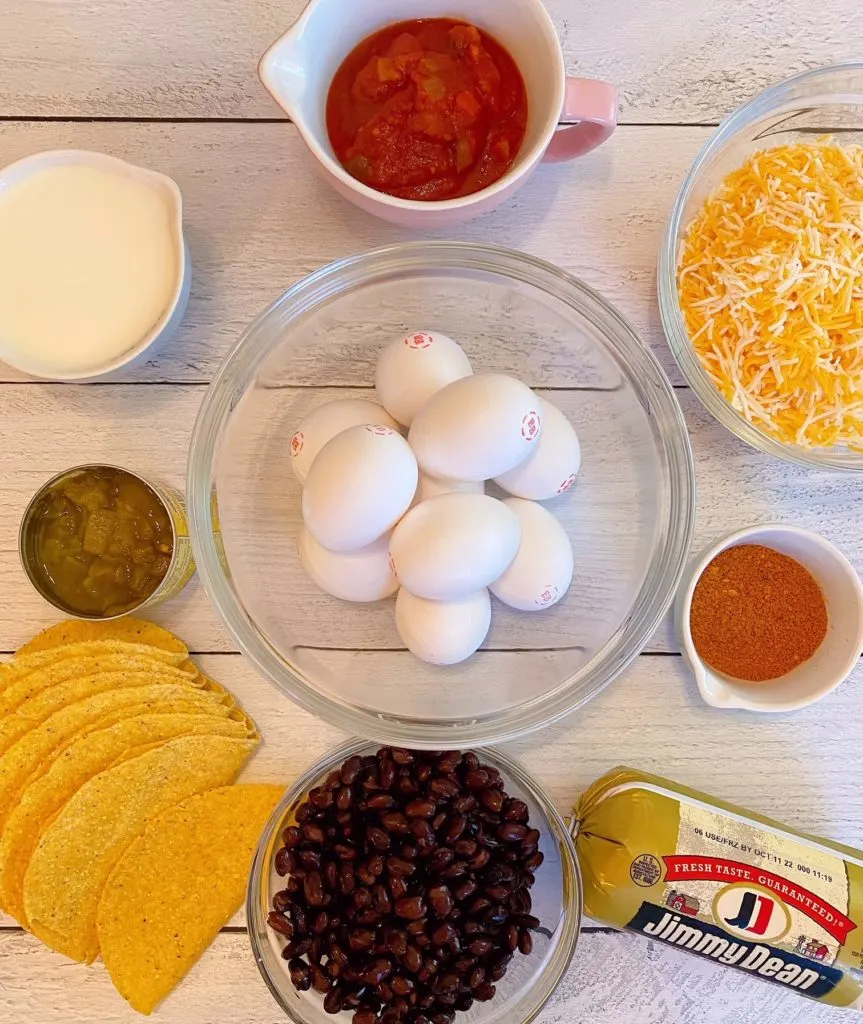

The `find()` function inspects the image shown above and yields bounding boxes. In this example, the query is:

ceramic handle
[543,78,619,163]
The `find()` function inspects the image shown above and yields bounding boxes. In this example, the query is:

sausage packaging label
[574,768,863,1010]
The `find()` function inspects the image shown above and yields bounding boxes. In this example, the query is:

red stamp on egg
[388,554,398,579]
[290,432,304,457]
[365,424,394,437]
[521,411,541,441]
[405,332,434,350]
[535,585,559,607]
[557,473,577,493]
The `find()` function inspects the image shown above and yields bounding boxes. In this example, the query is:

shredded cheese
[678,140,863,450]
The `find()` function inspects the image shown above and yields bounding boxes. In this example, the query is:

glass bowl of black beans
[248,742,581,1024]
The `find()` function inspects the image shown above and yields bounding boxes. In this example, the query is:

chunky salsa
[326,19,528,201]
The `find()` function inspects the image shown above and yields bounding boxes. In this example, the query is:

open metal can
[19,464,195,620]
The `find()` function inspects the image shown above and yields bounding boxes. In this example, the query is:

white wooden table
[1,2,861,1021]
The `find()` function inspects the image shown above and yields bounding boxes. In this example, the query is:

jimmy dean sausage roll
[574,768,863,1011]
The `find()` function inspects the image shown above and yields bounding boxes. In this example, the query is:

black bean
[363,958,394,985]
[366,793,395,811]
[311,910,329,935]
[374,884,392,915]
[452,878,477,902]
[484,904,508,927]
[273,889,292,912]
[282,825,302,848]
[452,793,477,815]
[504,922,519,951]
[474,982,496,1001]
[498,822,528,842]
[453,838,477,857]
[334,842,357,860]
[389,875,408,901]
[284,936,312,958]
[485,884,512,902]
[339,862,355,895]
[401,944,422,973]
[352,1012,376,1024]
[518,928,533,955]
[288,957,311,990]
[391,975,415,996]
[516,914,541,930]
[437,751,461,774]
[392,749,415,765]
[274,848,292,876]
[367,826,392,851]
[304,871,325,906]
[349,929,375,951]
[395,896,426,920]
[323,984,344,1014]
[464,770,490,790]
[480,788,504,813]
[466,847,490,871]
[310,964,330,993]
[406,798,436,819]
[509,888,532,915]
[267,911,293,936]
[524,851,544,872]
[380,758,396,790]
[387,856,416,877]
[304,822,327,844]
[427,848,454,873]
[427,883,453,917]
[324,860,339,892]
[381,811,410,833]
[444,815,467,843]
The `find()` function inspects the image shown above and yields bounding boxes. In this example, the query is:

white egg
[375,330,473,427]
[389,493,520,600]
[490,498,573,611]
[395,588,491,666]
[494,398,581,499]
[298,528,398,603]
[408,373,542,481]
[416,473,485,503]
[290,398,401,485]
[303,424,418,552]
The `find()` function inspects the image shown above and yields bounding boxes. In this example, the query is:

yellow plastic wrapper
[575,768,863,1010]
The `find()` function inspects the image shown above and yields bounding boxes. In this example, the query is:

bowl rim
[246,738,583,1024]
[674,523,863,712]
[0,148,188,381]
[658,61,863,472]
[187,241,696,747]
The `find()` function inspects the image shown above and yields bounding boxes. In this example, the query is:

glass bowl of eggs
[187,242,695,746]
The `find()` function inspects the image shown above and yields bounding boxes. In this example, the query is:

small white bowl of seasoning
[0,149,189,380]
[676,524,863,712]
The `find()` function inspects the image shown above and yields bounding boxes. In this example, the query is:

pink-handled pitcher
[259,0,618,227]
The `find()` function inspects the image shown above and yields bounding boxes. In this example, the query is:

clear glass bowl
[659,62,863,472]
[188,242,694,746]
[247,740,581,1024]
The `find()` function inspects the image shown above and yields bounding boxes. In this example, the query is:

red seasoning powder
[689,544,828,682]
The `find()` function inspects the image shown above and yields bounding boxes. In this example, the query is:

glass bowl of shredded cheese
[659,63,863,470]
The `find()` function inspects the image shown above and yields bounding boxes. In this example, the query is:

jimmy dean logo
[627,902,843,998]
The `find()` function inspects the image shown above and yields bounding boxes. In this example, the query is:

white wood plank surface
[0,384,860,656]
[2,3,862,1020]
[1,0,860,121]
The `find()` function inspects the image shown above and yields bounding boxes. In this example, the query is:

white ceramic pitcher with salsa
[259,0,618,226]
